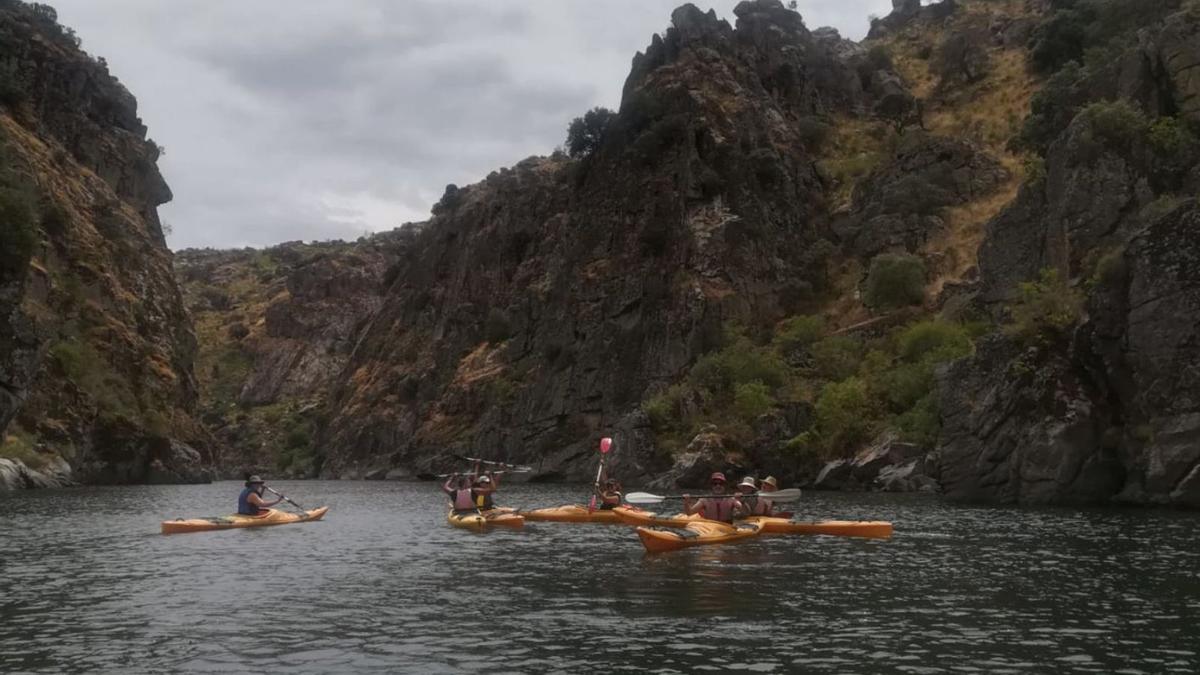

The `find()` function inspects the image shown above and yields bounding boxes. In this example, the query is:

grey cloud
[49,0,894,249]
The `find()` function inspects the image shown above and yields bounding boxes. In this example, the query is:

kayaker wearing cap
[472,471,499,511]
[735,476,772,516]
[443,473,478,514]
[683,472,742,524]
[238,476,283,516]
[596,476,623,510]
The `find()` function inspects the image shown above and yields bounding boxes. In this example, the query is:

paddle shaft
[452,454,532,472]
[625,488,801,505]
[588,438,613,512]
[265,486,307,513]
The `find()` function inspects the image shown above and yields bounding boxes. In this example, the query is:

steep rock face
[0,2,210,487]
[320,0,900,481]
[176,232,413,476]
[938,6,1200,506]
[837,133,1009,258]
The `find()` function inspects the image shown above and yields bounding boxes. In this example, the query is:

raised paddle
[433,469,530,479]
[624,488,802,505]
[451,454,533,472]
[588,437,614,513]
[264,485,308,514]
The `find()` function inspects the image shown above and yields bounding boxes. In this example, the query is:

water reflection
[1,483,1198,673]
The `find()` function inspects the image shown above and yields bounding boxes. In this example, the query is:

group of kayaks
[450,503,894,553]
[160,501,892,554]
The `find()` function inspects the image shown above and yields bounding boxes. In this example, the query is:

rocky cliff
[938,0,1200,506]
[0,1,211,488]
[175,0,1200,507]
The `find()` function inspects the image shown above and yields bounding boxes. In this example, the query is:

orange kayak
[446,509,525,532]
[161,507,329,535]
[637,519,764,553]
[612,506,705,528]
[745,516,893,539]
[520,504,627,523]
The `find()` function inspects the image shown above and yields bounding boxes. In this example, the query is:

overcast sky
[49,0,893,250]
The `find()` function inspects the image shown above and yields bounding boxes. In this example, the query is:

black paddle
[264,485,308,514]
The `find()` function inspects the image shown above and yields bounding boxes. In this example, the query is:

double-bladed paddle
[451,454,533,472]
[624,488,802,505]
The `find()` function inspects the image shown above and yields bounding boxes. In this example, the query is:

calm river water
[1,481,1198,673]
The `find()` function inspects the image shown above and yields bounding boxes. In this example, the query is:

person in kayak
[443,473,478,514]
[595,477,623,510]
[238,476,283,516]
[735,476,773,516]
[682,472,742,523]
[756,475,778,516]
[472,472,499,511]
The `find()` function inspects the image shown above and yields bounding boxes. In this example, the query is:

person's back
[237,486,260,516]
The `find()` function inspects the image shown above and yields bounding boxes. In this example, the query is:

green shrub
[1008,268,1084,343]
[690,336,786,394]
[815,377,875,452]
[1082,100,1148,152]
[864,253,926,311]
[883,361,935,413]
[895,393,941,447]
[734,381,775,421]
[795,116,832,150]
[0,60,28,107]
[1147,116,1200,171]
[644,386,681,431]
[566,107,617,159]
[0,427,49,471]
[50,339,139,419]
[773,315,825,354]
[285,428,311,450]
[896,320,972,364]
[810,335,862,381]
[1023,155,1047,184]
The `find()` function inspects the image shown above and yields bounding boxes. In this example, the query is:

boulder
[812,458,852,490]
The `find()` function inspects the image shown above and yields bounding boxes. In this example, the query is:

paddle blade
[624,491,666,505]
[764,488,803,502]
[588,495,597,513]
[600,437,613,454]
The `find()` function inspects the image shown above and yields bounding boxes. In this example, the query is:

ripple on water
[2,484,1199,673]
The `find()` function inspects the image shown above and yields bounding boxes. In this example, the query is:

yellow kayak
[446,509,525,532]
[520,504,628,523]
[637,519,764,553]
[612,505,705,528]
[161,507,329,535]
[745,516,893,539]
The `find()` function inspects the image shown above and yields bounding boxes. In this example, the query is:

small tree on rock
[566,107,617,159]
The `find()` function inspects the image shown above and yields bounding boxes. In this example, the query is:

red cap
[710,472,726,482]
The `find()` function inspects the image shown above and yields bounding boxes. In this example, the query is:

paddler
[472,471,499,511]
[735,476,773,516]
[595,477,623,510]
[443,473,478,514]
[682,472,742,523]
[757,475,779,516]
[238,475,283,516]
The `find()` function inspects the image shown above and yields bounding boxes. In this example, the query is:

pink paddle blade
[600,437,613,454]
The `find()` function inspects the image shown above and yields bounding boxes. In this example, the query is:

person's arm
[248,493,282,508]
[489,471,499,490]
[442,474,456,495]
[683,495,700,515]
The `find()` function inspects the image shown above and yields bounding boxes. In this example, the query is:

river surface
[1,481,1199,674]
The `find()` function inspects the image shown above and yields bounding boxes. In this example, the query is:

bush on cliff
[566,107,617,159]
[1008,268,1084,344]
[864,253,926,311]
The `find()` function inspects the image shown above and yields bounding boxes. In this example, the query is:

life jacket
[754,497,774,515]
[475,491,494,510]
[701,496,738,523]
[238,487,263,516]
[599,491,622,510]
[451,488,475,511]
